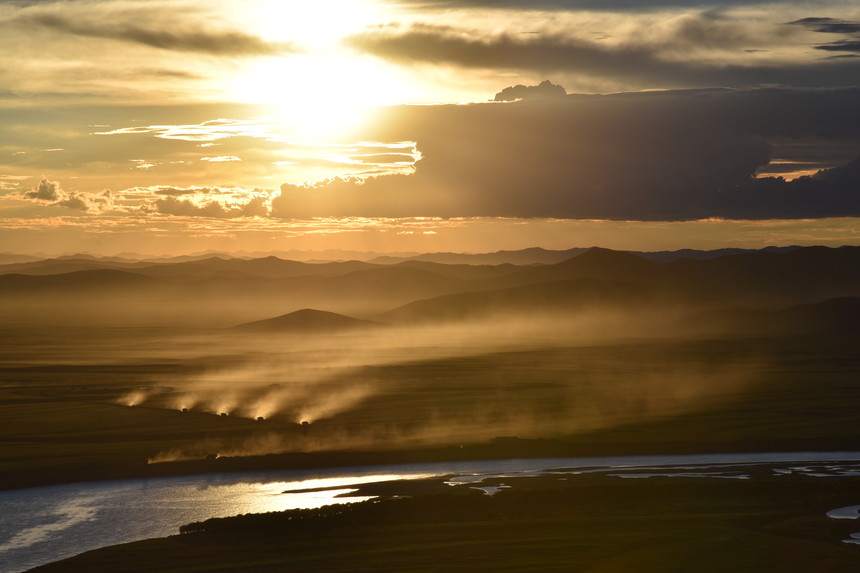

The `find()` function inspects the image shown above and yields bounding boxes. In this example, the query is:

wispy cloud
[201,155,242,162]
[390,0,809,10]
[93,119,277,142]
[788,17,860,35]
[788,16,860,55]
[346,17,860,88]
[12,9,296,56]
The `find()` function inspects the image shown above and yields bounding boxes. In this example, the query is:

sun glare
[232,55,409,138]
[228,0,495,140]
[224,0,411,138]
[254,0,387,49]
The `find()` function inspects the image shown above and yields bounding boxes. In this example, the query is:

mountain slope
[694,297,860,336]
[235,308,380,333]
[379,277,658,324]
[0,268,165,295]
[476,247,661,290]
[663,246,860,304]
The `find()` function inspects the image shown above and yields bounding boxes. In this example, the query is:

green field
[2,322,858,490]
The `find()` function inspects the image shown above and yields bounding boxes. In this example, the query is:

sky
[1,0,860,257]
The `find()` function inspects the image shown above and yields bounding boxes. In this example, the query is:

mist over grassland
[0,246,858,489]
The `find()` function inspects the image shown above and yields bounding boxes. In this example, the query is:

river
[3,451,860,572]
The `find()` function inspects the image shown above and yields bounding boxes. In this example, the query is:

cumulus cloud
[151,190,271,218]
[270,87,860,221]
[21,178,115,212]
[25,178,63,201]
[494,79,566,101]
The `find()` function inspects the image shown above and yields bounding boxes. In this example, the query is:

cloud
[11,7,295,56]
[815,40,860,54]
[271,87,860,221]
[717,158,860,218]
[201,156,242,162]
[788,17,860,35]
[346,23,662,72]
[94,118,275,141]
[345,20,860,88]
[21,178,114,212]
[386,0,803,10]
[153,187,200,197]
[788,16,860,54]
[25,178,63,201]
[151,192,271,219]
[494,79,567,101]
[348,153,418,164]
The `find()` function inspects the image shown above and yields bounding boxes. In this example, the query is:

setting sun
[231,54,410,138]
[253,0,389,49]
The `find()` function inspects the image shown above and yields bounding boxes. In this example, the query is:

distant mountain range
[369,245,805,265]
[0,268,166,295]
[3,245,808,269]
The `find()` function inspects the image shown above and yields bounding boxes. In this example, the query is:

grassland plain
[1,325,858,489]
[2,247,859,571]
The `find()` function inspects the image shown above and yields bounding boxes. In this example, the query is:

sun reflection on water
[179,473,435,516]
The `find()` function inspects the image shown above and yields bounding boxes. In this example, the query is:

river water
[3,451,860,572]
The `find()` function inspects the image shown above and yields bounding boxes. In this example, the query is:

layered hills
[0,245,857,337]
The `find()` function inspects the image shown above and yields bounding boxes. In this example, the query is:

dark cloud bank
[790,17,860,55]
[345,22,860,88]
[388,0,790,11]
[273,87,860,221]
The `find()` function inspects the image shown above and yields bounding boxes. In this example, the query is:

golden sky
[1,0,860,256]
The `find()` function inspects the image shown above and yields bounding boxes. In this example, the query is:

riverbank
[6,432,860,492]
[27,461,860,572]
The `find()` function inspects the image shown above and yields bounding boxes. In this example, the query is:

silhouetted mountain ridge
[0,268,164,294]
[235,308,380,333]
[0,247,857,316]
[477,247,659,290]
[662,245,860,304]
[380,277,658,324]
